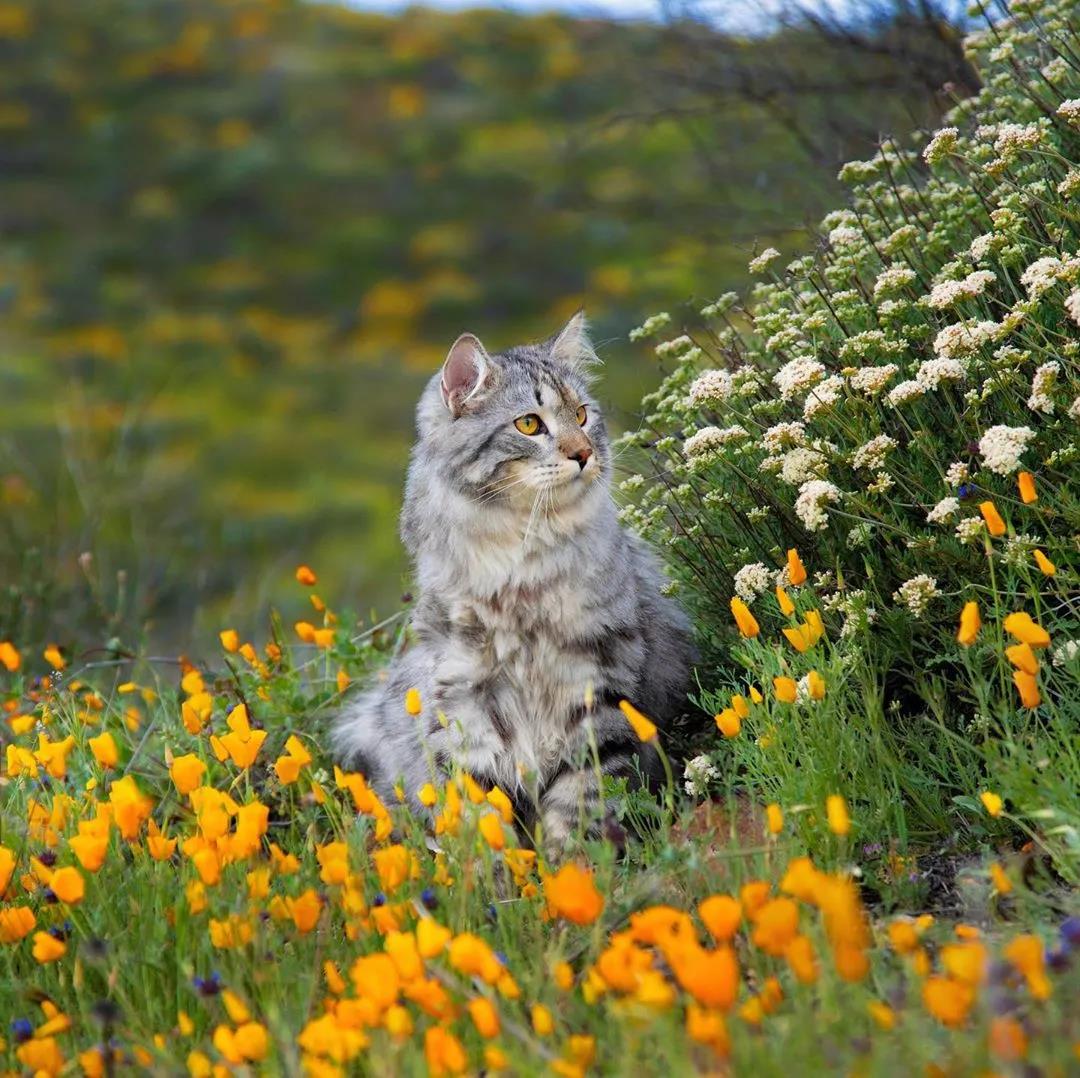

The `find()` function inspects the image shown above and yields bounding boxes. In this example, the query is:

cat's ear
[549,310,598,374]
[440,333,493,417]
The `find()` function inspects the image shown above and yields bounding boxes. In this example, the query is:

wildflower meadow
[3,0,1080,1075]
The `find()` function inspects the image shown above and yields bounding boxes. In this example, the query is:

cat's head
[419,312,610,512]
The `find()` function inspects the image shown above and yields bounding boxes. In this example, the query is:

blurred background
[0,0,974,652]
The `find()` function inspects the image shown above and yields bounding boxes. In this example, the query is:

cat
[334,312,693,844]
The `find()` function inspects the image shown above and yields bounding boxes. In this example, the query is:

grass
[0,568,1078,1075]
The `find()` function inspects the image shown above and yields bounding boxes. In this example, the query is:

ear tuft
[440,333,491,417]
[549,310,598,374]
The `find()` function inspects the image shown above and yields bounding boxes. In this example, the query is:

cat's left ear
[440,332,494,418]
[549,310,598,375]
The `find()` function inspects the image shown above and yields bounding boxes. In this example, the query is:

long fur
[334,314,693,843]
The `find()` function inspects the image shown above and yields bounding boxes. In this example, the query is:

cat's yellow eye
[575,405,587,426]
[514,414,543,436]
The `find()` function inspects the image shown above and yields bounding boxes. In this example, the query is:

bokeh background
[0,0,972,651]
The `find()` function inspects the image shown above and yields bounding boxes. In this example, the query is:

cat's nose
[569,446,593,471]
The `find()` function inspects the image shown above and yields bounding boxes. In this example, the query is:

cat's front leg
[537,710,663,849]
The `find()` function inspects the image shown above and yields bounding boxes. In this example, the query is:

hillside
[0,0,951,648]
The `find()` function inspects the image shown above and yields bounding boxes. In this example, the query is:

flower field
[1,562,1079,1075]
[4,0,1080,1073]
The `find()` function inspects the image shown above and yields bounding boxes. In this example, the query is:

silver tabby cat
[334,313,693,843]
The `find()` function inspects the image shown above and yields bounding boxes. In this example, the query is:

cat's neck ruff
[417,476,615,599]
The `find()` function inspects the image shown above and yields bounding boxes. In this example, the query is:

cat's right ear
[440,333,492,417]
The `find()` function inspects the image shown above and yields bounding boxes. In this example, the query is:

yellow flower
[1033,549,1055,576]
[1003,612,1051,648]
[715,709,740,738]
[405,688,422,715]
[806,671,825,700]
[486,786,514,824]
[957,601,981,646]
[979,500,1007,537]
[776,586,796,616]
[1017,470,1037,504]
[88,732,118,769]
[233,1022,268,1062]
[698,894,741,942]
[0,905,36,942]
[980,791,1003,817]
[729,597,760,638]
[773,676,797,703]
[765,803,783,836]
[219,705,267,769]
[785,934,818,984]
[0,844,14,895]
[288,888,322,933]
[49,865,84,904]
[219,629,240,653]
[531,1004,554,1036]
[618,699,657,741]
[989,862,1012,895]
[989,1015,1028,1061]
[826,795,851,836]
[1003,934,1052,999]
[416,918,452,959]
[424,1026,467,1076]
[0,640,21,671]
[478,812,505,851]
[32,931,66,964]
[543,863,604,925]
[295,564,318,586]
[867,1000,896,1030]
[170,754,207,796]
[786,548,807,585]
[336,668,351,693]
[1012,669,1040,709]
[751,897,800,956]
[467,998,500,1039]
[69,832,108,873]
[922,975,974,1027]
[43,645,66,670]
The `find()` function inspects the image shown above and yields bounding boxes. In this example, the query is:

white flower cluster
[683,754,718,798]
[794,479,840,531]
[1021,256,1065,299]
[969,233,1003,262]
[780,447,828,486]
[762,421,807,452]
[1028,361,1059,414]
[926,497,960,524]
[748,248,781,274]
[684,426,744,461]
[955,517,984,544]
[1052,641,1080,667]
[629,312,671,341]
[992,121,1043,159]
[734,562,772,602]
[892,575,940,618]
[849,364,898,395]
[687,369,733,406]
[851,434,897,471]
[1057,98,1080,125]
[923,126,959,166]
[1066,290,1080,326]
[886,379,924,407]
[874,264,917,298]
[829,225,863,248]
[803,374,844,419]
[945,462,969,486]
[774,356,825,400]
[656,335,695,359]
[933,319,1001,359]
[926,270,996,309]
[915,357,966,392]
[978,424,1034,475]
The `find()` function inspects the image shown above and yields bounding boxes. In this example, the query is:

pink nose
[569,446,593,470]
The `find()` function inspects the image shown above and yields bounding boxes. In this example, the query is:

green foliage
[623,0,1080,873]
[0,0,946,648]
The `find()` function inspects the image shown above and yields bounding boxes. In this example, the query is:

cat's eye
[575,405,587,426]
[514,414,545,436]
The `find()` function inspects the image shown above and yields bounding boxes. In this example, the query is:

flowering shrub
[1,575,1079,1073]
[619,0,1080,866]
